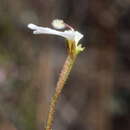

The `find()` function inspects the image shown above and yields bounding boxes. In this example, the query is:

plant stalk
[45,54,77,130]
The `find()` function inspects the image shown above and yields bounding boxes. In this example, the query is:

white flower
[27,19,84,55]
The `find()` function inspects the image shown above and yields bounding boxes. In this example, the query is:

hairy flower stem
[45,54,77,130]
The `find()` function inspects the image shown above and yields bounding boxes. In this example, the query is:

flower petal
[74,31,84,44]
[28,24,73,39]
[61,30,83,44]
[27,23,83,44]
[28,24,61,35]
[28,24,39,30]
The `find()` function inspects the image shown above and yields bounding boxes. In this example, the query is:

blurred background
[0,0,130,130]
